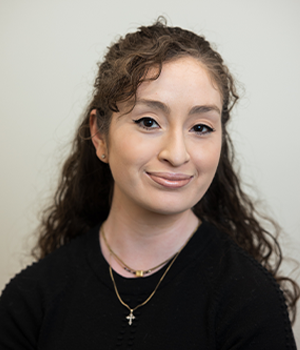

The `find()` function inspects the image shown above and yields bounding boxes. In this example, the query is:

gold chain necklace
[101,226,175,277]
[102,221,200,325]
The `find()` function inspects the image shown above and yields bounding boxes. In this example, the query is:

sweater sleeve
[0,266,43,350]
[214,248,297,350]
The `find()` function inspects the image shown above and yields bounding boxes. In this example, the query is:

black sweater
[0,221,297,349]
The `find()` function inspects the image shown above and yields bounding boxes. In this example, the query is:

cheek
[192,139,222,173]
[108,131,154,173]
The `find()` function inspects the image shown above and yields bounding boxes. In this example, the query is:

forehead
[136,57,222,108]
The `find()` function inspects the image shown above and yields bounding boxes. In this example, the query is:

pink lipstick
[146,172,193,188]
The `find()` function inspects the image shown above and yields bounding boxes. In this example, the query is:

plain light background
[1,0,300,344]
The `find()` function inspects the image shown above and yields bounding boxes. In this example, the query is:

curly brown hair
[33,17,299,323]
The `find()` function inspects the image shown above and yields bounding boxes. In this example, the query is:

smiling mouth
[146,172,193,188]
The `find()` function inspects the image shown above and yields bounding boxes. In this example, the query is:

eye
[133,117,160,130]
[191,124,215,135]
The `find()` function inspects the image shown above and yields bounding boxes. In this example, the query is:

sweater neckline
[85,220,214,297]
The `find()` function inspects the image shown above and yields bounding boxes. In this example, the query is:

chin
[146,207,190,216]
[141,198,200,217]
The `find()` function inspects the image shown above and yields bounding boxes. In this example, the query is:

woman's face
[96,56,222,217]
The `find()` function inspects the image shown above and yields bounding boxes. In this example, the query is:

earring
[101,154,106,159]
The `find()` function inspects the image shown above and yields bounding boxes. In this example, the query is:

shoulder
[200,221,285,308]
[0,228,99,349]
[0,228,95,306]
[199,221,296,349]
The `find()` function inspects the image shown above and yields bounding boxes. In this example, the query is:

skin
[90,56,223,277]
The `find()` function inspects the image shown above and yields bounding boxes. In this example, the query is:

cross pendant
[126,310,135,325]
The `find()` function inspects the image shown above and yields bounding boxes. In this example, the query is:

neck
[100,195,200,277]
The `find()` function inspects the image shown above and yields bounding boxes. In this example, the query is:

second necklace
[101,221,200,325]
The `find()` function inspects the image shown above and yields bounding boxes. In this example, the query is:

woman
[0,18,298,349]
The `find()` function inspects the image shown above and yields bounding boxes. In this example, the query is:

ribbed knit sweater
[0,221,297,349]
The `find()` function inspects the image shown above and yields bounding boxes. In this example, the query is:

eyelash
[133,117,215,135]
[191,124,215,135]
[133,117,159,130]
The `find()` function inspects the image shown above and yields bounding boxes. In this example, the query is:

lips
[146,172,193,188]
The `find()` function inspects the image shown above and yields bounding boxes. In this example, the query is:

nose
[158,129,190,167]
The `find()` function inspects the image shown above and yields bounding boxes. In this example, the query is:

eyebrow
[135,99,221,116]
[189,105,221,115]
[135,99,170,114]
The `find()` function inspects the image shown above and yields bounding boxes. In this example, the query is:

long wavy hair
[32,17,299,323]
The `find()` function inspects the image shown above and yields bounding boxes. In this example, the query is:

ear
[89,109,109,163]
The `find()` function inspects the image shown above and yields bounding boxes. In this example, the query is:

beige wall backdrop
[1,0,300,344]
